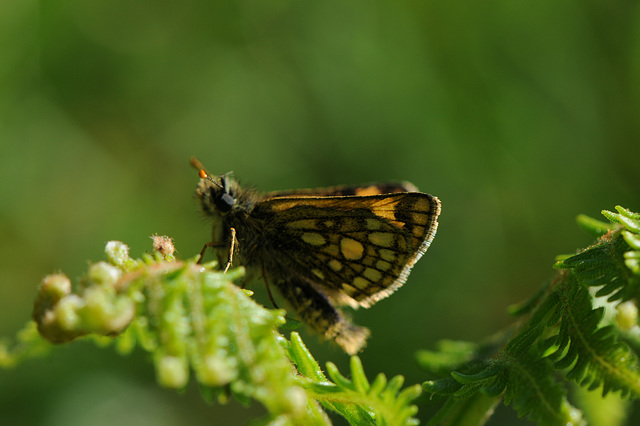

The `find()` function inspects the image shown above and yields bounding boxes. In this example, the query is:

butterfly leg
[260,259,280,309]
[274,276,370,355]
[197,242,215,264]
[223,227,236,273]
[197,227,236,274]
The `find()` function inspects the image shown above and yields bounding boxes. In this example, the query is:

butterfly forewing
[254,192,440,308]
[266,181,419,198]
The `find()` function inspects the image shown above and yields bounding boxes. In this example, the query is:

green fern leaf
[544,276,640,397]
[559,207,640,303]
[576,214,615,238]
[289,332,422,426]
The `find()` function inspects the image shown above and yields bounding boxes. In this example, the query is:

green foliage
[289,332,421,425]
[2,237,421,425]
[418,206,640,425]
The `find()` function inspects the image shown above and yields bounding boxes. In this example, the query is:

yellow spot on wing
[370,199,402,224]
[352,277,370,290]
[413,213,431,226]
[379,249,396,262]
[312,269,325,279]
[302,233,327,246]
[376,259,392,271]
[372,208,397,222]
[413,197,433,212]
[341,238,364,260]
[328,259,343,272]
[270,200,300,212]
[342,282,359,295]
[363,268,382,282]
[369,232,394,247]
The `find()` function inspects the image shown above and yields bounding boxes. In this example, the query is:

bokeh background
[1,1,639,425]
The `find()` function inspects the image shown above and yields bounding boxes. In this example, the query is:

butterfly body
[195,172,441,354]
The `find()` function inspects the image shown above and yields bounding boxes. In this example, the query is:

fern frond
[289,332,422,425]
[557,206,640,302]
[503,349,579,425]
[423,322,579,425]
[423,350,579,425]
[421,206,640,424]
[556,234,637,301]
[28,240,316,424]
[508,278,552,317]
[546,277,640,397]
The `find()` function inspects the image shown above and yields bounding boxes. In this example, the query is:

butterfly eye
[215,192,235,212]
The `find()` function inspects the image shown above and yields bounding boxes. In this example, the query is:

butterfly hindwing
[274,274,370,355]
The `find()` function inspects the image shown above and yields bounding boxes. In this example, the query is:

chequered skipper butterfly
[192,158,441,354]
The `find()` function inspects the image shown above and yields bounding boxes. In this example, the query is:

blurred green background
[1,1,639,424]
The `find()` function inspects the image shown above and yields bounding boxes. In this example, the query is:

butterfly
[192,157,441,354]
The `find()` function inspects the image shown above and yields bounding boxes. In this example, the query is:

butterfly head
[196,169,237,216]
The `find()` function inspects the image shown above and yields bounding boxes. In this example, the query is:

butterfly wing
[266,181,419,198]
[252,191,441,308]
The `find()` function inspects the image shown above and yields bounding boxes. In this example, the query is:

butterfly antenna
[189,156,207,172]
[190,156,223,189]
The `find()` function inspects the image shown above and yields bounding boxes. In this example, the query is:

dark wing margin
[253,192,441,308]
